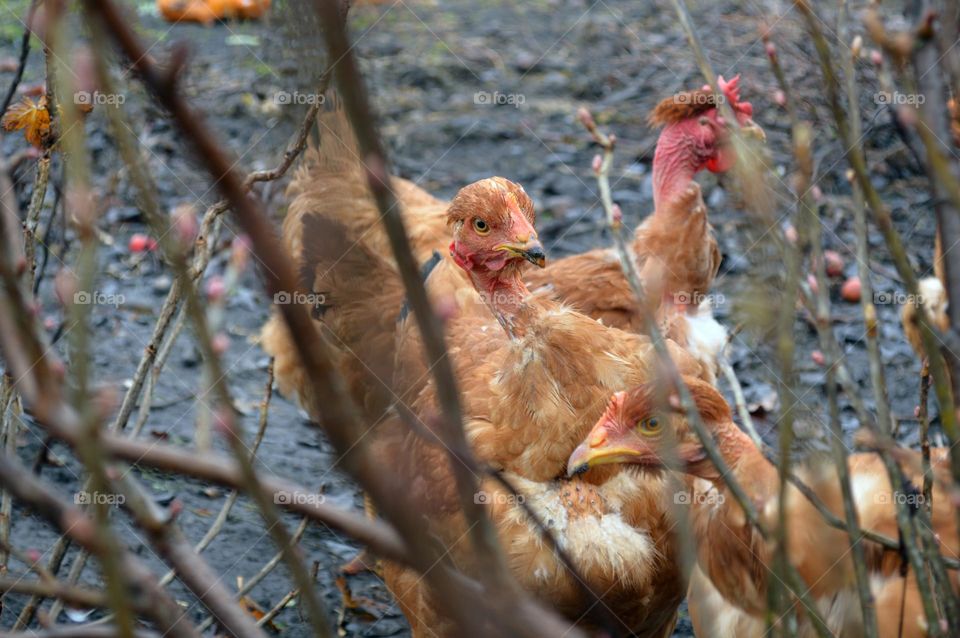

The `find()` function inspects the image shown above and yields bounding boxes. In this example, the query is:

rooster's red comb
[705,74,753,117]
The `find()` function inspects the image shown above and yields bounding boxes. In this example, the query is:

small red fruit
[823,250,844,277]
[811,350,825,366]
[841,276,862,302]
[129,233,157,253]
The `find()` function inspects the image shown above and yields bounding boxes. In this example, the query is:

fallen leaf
[335,575,389,619]
[239,596,266,620]
[239,595,277,630]
[2,96,50,147]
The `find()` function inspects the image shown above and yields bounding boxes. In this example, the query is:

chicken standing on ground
[568,375,959,637]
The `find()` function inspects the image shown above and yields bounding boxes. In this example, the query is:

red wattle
[449,240,471,271]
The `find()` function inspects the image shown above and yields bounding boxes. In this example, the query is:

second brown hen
[526,75,763,331]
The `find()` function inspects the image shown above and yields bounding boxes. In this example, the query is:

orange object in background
[157,0,269,24]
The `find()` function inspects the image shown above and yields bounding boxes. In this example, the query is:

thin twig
[196,518,309,633]
[718,357,763,448]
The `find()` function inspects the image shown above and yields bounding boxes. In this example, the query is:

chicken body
[683,443,955,637]
[570,376,960,638]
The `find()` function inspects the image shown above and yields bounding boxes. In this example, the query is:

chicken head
[567,375,731,477]
[648,74,764,206]
[446,176,544,273]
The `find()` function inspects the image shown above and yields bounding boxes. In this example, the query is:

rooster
[568,376,958,637]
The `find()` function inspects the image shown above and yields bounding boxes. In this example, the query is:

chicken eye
[636,417,661,436]
[472,218,491,235]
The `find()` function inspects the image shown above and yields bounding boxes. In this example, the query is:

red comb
[719,74,753,117]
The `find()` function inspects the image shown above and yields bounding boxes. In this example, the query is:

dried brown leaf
[2,96,50,147]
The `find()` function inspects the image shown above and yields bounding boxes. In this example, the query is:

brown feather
[647,90,720,127]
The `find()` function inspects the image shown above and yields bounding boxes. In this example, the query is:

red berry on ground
[841,276,862,302]
[824,250,844,277]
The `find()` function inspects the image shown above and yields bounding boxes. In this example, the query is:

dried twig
[0,576,109,611]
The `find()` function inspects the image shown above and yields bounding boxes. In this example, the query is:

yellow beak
[566,440,643,477]
[496,239,546,268]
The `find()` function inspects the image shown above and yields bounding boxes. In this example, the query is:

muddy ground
[0,0,942,636]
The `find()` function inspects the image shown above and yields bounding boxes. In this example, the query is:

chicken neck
[685,420,779,614]
[651,127,710,213]
[464,261,535,338]
[688,419,777,502]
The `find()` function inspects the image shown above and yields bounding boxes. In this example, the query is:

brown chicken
[525,75,763,328]
[374,178,707,637]
[569,376,959,637]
